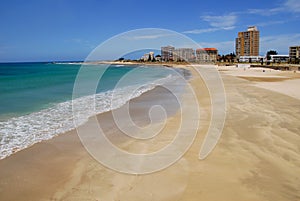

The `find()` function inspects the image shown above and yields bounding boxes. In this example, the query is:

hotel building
[236,26,260,58]
[289,46,300,63]
[196,48,218,63]
[173,48,195,62]
[161,46,175,61]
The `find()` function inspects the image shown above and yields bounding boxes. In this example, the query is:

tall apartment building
[235,26,260,58]
[161,46,175,61]
[173,48,195,62]
[289,46,300,63]
[196,48,218,63]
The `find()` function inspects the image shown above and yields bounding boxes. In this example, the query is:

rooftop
[196,48,218,51]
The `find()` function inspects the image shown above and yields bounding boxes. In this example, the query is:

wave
[54,62,84,65]
[0,74,178,159]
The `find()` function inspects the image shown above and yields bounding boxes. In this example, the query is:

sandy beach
[0,65,300,201]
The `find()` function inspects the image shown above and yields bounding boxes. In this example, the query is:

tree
[266,50,278,60]
[220,52,236,63]
[227,52,236,62]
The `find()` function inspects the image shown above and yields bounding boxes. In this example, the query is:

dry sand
[0,65,299,201]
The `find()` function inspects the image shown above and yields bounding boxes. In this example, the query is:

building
[155,55,162,62]
[289,46,300,63]
[196,48,218,63]
[141,53,150,61]
[161,46,175,61]
[267,55,289,63]
[149,52,155,61]
[239,56,263,63]
[236,26,260,58]
[173,48,195,62]
[140,51,155,61]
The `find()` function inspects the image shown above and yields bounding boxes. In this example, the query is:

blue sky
[0,0,300,62]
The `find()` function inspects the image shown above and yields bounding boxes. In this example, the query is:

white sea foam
[0,74,178,159]
[55,62,83,65]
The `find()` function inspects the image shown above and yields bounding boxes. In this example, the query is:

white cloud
[255,20,286,27]
[183,27,219,34]
[183,26,235,34]
[246,0,300,16]
[183,14,237,35]
[246,8,283,16]
[201,14,237,28]
[284,0,300,12]
[184,0,299,36]
[260,33,300,54]
[196,33,300,55]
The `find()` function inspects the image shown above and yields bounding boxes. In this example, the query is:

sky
[0,0,299,62]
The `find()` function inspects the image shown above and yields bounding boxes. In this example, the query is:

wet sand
[0,65,300,201]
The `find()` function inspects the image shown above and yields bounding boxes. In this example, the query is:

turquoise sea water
[0,62,187,159]
[0,62,80,120]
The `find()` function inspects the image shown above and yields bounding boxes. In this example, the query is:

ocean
[0,62,188,159]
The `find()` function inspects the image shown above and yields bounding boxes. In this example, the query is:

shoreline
[0,65,300,200]
[0,85,186,200]
[0,63,188,160]
[83,60,300,71]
